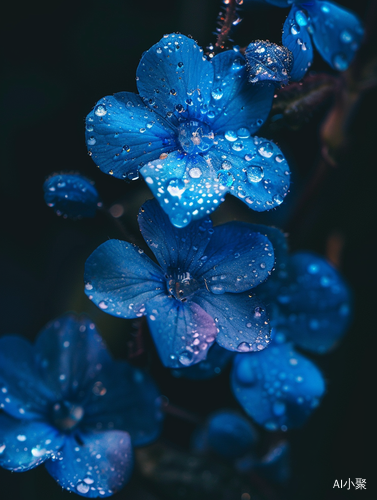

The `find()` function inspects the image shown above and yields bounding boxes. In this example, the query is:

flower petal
[83,361,163,447]
[140,151,228,228]
[197,221,275,293]
[210,50,275,134]
[270,252,352,353]
[34,313,114,401]
[145,296,217,368]
[194,291,271,353]
[85,92,178,180]
[84,240,166,318]
[43,174,100,219]
[136,33,214,120]
[172,342,234,380]
[0,414,64,472]
[282,7,313,81]
[45,431,133,497]
[137,198,214,273]
[306,1,364,71]
[245,41,293,86]
[231,341,325,430]
[208,137,290,211]
[0,335,54,419]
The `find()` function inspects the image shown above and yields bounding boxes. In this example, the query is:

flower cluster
[3,1,363,497]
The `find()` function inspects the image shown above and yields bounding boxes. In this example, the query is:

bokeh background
[1,0,376,499]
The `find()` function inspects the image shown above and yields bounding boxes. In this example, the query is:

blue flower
[191,409,258,460]
[0,313,162,497]
[230,225,352,430]
[84,199,275,368]
[44,173,101,219]
[261,1,364,80]
[85,33,290,228]
[245,41,293,86]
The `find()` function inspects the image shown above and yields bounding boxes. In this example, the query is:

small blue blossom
[85,33,291,228]
[191,409,258,460]
[0,313,162,497]
[230,225,351,430]
[261,1,364,80]
[44,173,101,219]
[84,199,275,368]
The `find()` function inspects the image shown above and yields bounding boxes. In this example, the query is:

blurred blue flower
[191,409,258,460]
[261,1,364,80]
[84,199,275,368]
[85,33,290,228]
[0,313,162,497]
[44,173,101,219]
[231,225,352,430]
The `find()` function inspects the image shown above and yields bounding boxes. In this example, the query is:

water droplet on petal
[179,350,194,366]
[247,166,264,183]
[94,104,107,117]
[333,53,348,71]
[77,482,90,494]
[295,10,308,27]
[211,88,224,100]
[272,400,286,416]
[189,167,202,178]
[237,342,251,352]
[224,130,238,142]
[258,142,274,158]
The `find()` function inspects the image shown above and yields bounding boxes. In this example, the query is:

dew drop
[189,167,202,178]
[98,301,108,310]
[179,350,194,366]
[295,10,308,27]
[247,166,264,183]
[87,137,96,146]
[258,142,274,158]
[237,127,250,138]
[211,88,223,100]
[340,30,353,44]
[94,104,107,117]
[333,52,348,71]
[224,130,238,142]
[237,342,251,352]
[77,482,90,494]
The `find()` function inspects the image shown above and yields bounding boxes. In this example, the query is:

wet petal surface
[231,340,325,430]
[45,431,133,497]
[0,414,64,472]
[84,240,166,319]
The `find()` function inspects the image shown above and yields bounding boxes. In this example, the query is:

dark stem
[98,205,136,243]
[212,0,241,55]
[161,399,203,425]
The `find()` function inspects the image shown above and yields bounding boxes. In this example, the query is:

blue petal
[0,414,64,472]
[0,335,54,419]
[270,252,352,353]
[43,174,100,219]
[306,1,364,71]
[136,34,214,121]
[172,342,234,380]
[83,361,163,447]
[84,240,166,318]
[85,92,178,180]
[140,151,228,228]
[206,410,258,459]
[145,296,217,368]
[210,50,275,134]
[137,198,214,273]
[197,222,275,293]
[245,41,293,86]
[231,342,325,430]
[282,6,313,81]
[194,291,271,353]
[34,313,114,401]
[208,136,290,211]
[45,431,132,497]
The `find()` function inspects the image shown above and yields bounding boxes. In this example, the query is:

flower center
[178,120,214,154]
[51,400,84,432]
[167,272,199,301]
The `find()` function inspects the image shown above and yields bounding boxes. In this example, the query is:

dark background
[1,0,376,499]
